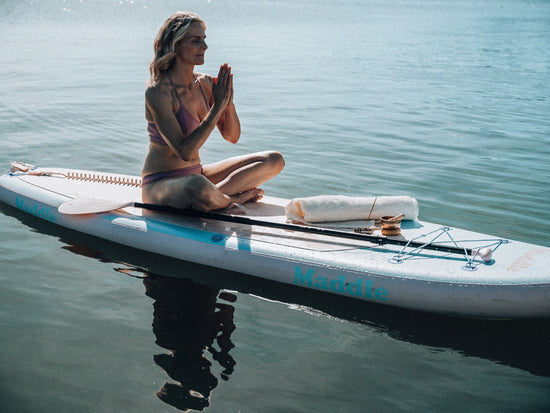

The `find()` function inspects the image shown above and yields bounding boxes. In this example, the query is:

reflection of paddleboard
[1,163,549,318]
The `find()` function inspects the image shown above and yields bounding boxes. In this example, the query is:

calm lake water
[1,0,550,411]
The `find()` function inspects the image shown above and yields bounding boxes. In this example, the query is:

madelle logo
[294,266,388,301]
[15,197,56,223]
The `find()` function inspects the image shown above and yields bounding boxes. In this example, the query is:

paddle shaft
[134,202,472,256]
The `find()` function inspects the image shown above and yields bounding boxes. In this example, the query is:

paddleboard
[1,163,549,318]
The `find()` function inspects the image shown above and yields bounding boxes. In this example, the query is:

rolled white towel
[285,195,418,224]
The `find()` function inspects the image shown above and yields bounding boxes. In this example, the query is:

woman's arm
[146,71,231,161]
[205,64,241,144]
[215,70,241,143]
[217,102,241,144]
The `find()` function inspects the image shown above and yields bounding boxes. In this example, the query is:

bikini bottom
[142,164,203,186]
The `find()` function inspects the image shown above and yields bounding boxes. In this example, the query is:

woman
[142,12,284,211]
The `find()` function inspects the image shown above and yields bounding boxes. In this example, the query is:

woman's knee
[188,174,229,211]
[264,150,285,174]
[187,174,215,200]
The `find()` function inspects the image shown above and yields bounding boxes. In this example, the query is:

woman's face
[176,21,208,66]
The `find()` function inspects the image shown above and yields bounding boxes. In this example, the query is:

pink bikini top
[148,74,210,145]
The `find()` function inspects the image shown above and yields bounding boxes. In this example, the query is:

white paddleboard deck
[1,165,549,318]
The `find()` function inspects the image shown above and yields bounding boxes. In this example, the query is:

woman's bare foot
[232,188,264,205]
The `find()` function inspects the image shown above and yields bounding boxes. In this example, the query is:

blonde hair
[149,12,206,83]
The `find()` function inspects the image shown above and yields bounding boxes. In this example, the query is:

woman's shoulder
[145,76,173,104]
[194,72,215,89]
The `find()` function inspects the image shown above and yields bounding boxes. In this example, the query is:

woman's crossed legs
[142,150,284,212]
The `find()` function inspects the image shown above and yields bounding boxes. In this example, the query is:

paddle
[58,197,475,256]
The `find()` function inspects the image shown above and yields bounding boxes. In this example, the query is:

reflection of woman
[144,275,236,411]
[142,11,285,211]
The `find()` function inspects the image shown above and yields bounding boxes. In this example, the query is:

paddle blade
[58,198,135,215]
